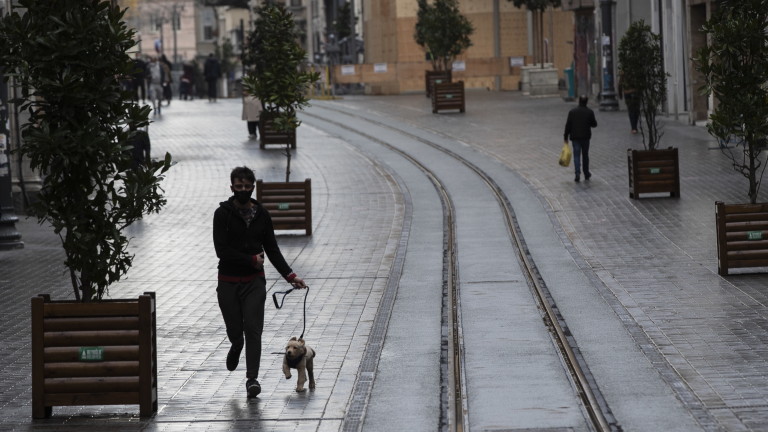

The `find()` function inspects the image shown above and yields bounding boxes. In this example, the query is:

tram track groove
[304,105,619,432]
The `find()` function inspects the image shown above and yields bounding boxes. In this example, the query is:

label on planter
[79,346,104,362]
[747,231,763,240]
[278,203,290,210]
[446,94,454,99]
[435,80,443,84]
[649,168,661,174]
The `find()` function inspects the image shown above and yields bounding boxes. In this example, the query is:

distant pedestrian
[160,54,173,106]
[242,91,262,139]
[619,70,640,134]
[179,64,194,100]
[563,95,597,182]
[132,55,148,102]
[126,124,150,169]
[213,166,307,398]
[147,56,170,115]
[204,53,221,102]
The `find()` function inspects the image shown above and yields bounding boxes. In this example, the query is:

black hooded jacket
[213,197,293,279]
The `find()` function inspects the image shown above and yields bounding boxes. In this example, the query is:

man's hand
[291,277,307,289]
[254,252,264,268]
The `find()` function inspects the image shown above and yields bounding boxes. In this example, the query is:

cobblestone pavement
[312,91,768,431]
[0,98,404,430]
[4,90,768,431]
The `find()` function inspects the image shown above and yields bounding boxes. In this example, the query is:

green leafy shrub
[414,0,474,72]
[242,2,319,134]
[0,0,173,301]
[618,20,668,150]
[695,0,768,204]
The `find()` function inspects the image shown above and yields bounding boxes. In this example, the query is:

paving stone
[0,99,401,430]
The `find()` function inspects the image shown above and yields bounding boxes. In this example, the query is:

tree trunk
[69,269,81,301]
[285,145,292,183]
[80,273,96,302]
[749,145,758,204]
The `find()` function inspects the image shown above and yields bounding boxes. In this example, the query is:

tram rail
[304,105,620,432]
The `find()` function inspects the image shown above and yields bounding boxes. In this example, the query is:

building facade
[575,0,718,124]
[352,0,573,94]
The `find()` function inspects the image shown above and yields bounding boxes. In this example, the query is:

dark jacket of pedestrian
[204,55,221,81]
[127,128,150,169]
[213,197,294,280]
[564,99,597,141]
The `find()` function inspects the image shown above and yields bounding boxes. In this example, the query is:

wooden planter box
[259,114,297,150]
[257,178,312,235]
[425,70,452,98]
[31,292,158,418]
[716,201,768,275]
[432,81,466,114]
[627,147,680,199]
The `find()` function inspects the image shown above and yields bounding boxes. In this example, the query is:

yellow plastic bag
[559,142,572,167]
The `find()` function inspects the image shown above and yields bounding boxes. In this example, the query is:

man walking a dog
[213,166,307,398]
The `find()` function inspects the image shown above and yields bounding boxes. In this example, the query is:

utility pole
[599,0,619,111]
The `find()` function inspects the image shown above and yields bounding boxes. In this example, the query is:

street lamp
[599,0,618,111]
[0,70,24,250]
[0,1,23,249]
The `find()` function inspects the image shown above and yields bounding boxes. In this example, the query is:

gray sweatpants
[217,277,267,379]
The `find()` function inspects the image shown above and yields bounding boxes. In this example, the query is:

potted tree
[0,0,172,417]
[414,0,473,99]
[242,1,319,235]
[695,0,768,275]
[509,0,561,96]
[618,20,678,199]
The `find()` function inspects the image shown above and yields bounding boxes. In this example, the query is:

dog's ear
[298,338,305,345]
[290,336,297,341]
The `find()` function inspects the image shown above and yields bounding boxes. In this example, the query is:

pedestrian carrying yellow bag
[559,141,572,167]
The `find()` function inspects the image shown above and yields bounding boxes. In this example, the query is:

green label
[649,168,661,174]
[446,94,454,99]
[278,203,290,210]
[748,231,763,240]
[435,79,443,84]
[79,347,104,362]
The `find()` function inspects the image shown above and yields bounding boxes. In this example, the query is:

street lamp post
[0,71,23,250]
[0,1,23,250]
[599,0,618,111]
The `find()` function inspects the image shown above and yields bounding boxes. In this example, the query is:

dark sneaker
[246,378,261,398]
[226,340,244,371]
[585,172,592,180]
[574,175,580,183]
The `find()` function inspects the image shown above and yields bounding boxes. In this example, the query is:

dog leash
[272,285,309,339]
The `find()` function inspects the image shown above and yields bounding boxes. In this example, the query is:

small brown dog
[283,337,316,392]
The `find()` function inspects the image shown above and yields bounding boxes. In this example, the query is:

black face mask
[233,190,252,205]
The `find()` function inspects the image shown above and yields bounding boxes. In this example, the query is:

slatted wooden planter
[425,70,452,98]
[627,147,680,199]
[716,201,768,275]
[432,81,466,114]
[257,178,312,235]
[31,292,157,419]
[258,113,297,150]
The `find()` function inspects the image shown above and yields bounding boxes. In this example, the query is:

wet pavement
[2,91,768,431]
[307,92,768,432]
